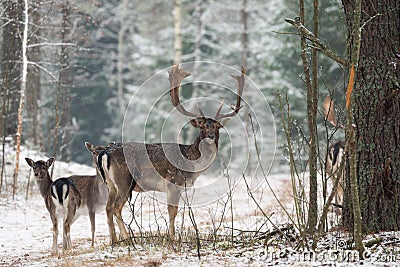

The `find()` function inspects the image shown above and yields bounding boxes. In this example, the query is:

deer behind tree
[323,96,346,207]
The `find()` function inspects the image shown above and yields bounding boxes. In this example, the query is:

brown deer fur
[323,96,346,207]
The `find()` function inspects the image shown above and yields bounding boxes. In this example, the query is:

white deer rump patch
[51,183,70,218]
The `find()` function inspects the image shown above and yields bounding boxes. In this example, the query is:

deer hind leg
[106,187,118,245]
[62,220,72,254]
[62,204,76,254]
[114,194,129,241]
[167,204,178,238]
[336,181,343,206]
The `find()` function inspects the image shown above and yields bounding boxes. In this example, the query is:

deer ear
[25,158,34,167]
[46,157,55,168]
[85,142,95,154]
[190,118,202,128]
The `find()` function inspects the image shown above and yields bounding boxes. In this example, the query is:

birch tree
[173,0,182,64]
[12,0,29,199]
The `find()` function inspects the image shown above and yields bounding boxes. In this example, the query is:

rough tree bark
[1,0,23,137]
[342,0,400,232]
[52,0,73,167]
[297,0,319,235]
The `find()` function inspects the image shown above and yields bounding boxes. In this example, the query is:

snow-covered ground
[1,144,399,266]
[0,144,292,266]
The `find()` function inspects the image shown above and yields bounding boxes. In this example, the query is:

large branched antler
[214,66,246,120]
[169,64,204,118]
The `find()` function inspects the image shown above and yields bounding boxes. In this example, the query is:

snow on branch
[27,42,76,48]
[285,17,348,67]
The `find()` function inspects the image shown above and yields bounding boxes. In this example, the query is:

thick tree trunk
[54,0,73,163]
[342,0,400,232]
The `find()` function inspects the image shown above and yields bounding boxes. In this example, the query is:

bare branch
[27,42,76,48]
[285,18,348,66]
[27,61,58,81]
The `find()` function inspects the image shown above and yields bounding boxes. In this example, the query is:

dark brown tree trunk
[342,0,400,232]
[1,0,23,137]
[53,0,73,164]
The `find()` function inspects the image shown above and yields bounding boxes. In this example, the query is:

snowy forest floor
[1,145,400,266]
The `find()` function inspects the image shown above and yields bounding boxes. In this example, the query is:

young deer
[25,157,81,255]
[323,96,346,206]
[86,64,245,244]
[26,155,108,253]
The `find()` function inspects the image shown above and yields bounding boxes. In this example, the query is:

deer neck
[35,173,53,199]
[191,135,219,158]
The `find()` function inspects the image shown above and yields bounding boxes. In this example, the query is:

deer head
[25,157,55,179]
[168,64,245,149]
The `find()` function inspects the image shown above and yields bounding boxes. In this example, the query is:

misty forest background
[0,0,346,167]
[2,0,400,261]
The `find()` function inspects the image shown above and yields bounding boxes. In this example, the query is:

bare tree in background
[25,0,42,147]
[52,0,75,167]
[12,0,29,199]
[173,0,182,64]
[117,0,129,119]
[1,0,22,138]
[1,0,23,192]
[240,0,248,67]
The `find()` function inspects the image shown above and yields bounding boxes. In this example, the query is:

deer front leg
[167,186,180,239]
[51,216,58,256]
[114,194,129,241]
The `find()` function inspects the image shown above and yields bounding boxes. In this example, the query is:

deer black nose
[208,133,215,139]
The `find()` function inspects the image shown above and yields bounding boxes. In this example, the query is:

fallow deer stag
[323,96,346,207]
[86,64,245,244]
[26,155,108,254]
